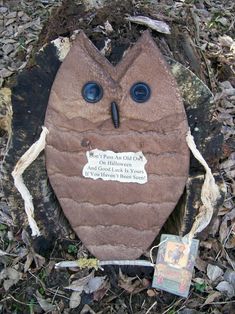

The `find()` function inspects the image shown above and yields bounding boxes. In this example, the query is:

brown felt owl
[44,30,189,260]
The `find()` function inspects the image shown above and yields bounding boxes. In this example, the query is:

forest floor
[0,0,235,313]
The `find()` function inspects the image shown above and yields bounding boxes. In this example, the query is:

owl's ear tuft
[137,29,158,48]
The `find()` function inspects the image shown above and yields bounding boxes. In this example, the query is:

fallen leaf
[125,15,171,34]
[21,229,31,247]
[69,291,82,309]
[147,289,158,297]
[0,267,22,291]
[219,208,235,248]
[84,276,106,294]
[36,295,55,312]
[207,264,224,281]
[195,257,207,272]
[0,68,13,78]
[66,271,94,292]
[24,251,34,273]
[216,281,235,298]
[80,304,96,314]
[203,291,221,305]
[104,20,113,33]
[93,279,110,301]
[224,269,235,289]
[118,269,149,294]
[33,253,46,269]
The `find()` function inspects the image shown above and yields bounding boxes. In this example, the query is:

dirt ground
[0,0,235,313]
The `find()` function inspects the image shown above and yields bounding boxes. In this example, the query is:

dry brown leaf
[80,304,96,314]
[204,291,221,305]
[24,251,34,273]
[224,269,235,289]
[218,35,234,48]
[219,208,235,248]
[84,276,106,294]
[125,15,170,34]
[36,295,55,312]
[104,20,113,33]
[195,257,208,272]
[147,289,158,297]
[118,269,149,294]
[69,291,82,309]
[93,279,110,301]
[207,264,224,282]
[0,267,22,291]
[66,271,94,292]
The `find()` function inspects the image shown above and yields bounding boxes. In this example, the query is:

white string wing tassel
[12,126,49,236]
[185,128,221,241]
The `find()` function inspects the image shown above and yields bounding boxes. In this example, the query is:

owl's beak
[111,102,119,128]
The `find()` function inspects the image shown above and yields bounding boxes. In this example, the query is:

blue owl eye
[82,82,103,103]
[130,82,151,103]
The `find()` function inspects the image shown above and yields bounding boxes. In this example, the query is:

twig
[0,249,18,257]
[161,298,183,314]
[129,293,133,314]
[28,270,46,290]
[51,286,59,304]
[208,300,235,305]
[46,288,70,300]
[145,301,157,314]
[0,294,33,306]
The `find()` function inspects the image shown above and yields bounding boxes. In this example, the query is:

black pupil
[82,82,103,103]
[131,82,151,103]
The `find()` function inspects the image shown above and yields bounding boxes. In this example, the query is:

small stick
[55,259,155,270]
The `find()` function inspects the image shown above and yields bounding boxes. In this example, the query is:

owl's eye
[82,82,103,103]
[130,82,151,103]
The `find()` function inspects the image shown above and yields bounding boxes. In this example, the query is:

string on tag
[12,126,49,236]
[149,238,168,264]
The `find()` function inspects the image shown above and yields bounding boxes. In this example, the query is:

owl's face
[45,31,189,260]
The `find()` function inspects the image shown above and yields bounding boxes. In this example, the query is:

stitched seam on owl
[86,244,144,250]
[74,225,159,232]
[49,170,187,178]
[46,109,187,128]
[59,198,175,206]
[49,172,187,180]
[46,144,187,156]
[59,198,176,207]
[46,127,187,137]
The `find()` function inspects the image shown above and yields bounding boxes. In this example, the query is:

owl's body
[45,31,189,260]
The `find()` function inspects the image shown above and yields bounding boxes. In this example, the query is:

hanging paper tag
[152,234,199,298]
[82,149,148,184]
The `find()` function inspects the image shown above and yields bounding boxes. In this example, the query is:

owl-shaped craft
[44,30,189,260]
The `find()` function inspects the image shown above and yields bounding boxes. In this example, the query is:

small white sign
[82,149,148,184]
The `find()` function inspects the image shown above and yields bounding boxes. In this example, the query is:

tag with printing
[152,234,199,297]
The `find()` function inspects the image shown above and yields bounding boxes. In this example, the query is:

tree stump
[1,0,224,255]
